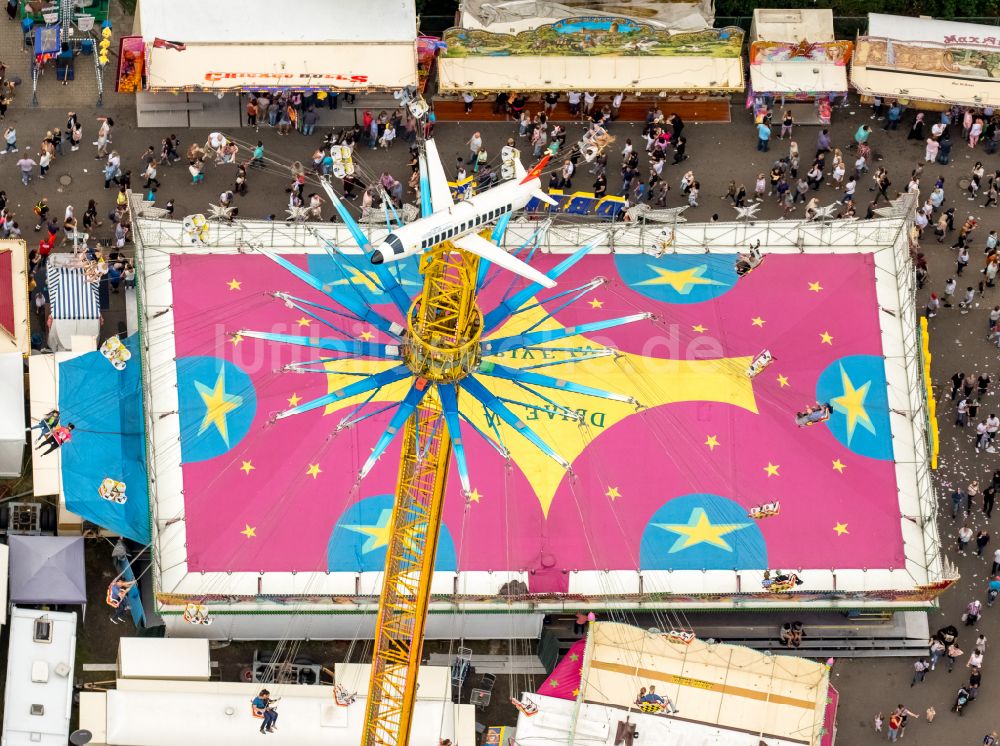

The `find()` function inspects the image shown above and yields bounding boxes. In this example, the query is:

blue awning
[59,335,150,543]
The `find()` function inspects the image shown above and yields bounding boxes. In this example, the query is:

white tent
[852,13,1000,107]
[137,0,417,91]
[0,352,24,478]
[1,607,77,746]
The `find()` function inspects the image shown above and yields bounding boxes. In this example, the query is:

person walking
[947,642,964,672]
[757,119,771,152]
[910,658,930,686]
[977,530,991,556]
[959,523,974,551]
[965,599,983,625]
[16,155,35,186]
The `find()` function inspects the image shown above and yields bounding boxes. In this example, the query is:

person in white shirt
[462,91,474,113]
[567,91,582,115]
[583,92,596,115]
[611,92,623,119]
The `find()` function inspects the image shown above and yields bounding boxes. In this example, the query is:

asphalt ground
[5,95,1000,743]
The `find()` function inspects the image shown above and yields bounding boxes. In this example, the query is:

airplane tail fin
[531,189,558,207]
[519,154,551,185]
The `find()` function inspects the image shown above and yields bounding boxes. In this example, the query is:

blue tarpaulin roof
[59,335,150,543]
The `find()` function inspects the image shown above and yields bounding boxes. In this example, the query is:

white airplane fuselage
[370,175,541,265]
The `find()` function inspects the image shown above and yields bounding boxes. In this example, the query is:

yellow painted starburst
[776,373,789,388]
[468,488,482,503]
[833,522,849,536]
[831,366,875,444]
[306,463,322,479]
[764,462,780,477]
[359,330,374,341]
[832,458,846,473]
[227,278,242,291]
[751,316,766,327]
[637,264,725,294]
[605,486,621,500]
[296,317,311,327]
[705,435,720,451]
[808,281,823,292]
[194,368,243,446]
[588,298,604,309]
[240,460,255,475]
[230,332,244,347]
[287,392,302,408]
[655,508,751,553]
[240,524,256,539]
[820,331,834,345]
[692,324,707,333]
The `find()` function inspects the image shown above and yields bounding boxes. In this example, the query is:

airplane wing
[453,232,556,289]
[424,139,455,212]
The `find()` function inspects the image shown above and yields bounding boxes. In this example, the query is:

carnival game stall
[749,10,852,124]
[0,239,29,479]
[435,16,744,122]
[132,0,418,127]
[852,13,1000,109]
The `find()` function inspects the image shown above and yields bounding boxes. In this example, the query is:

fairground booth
[435,1,744,122]
[852,13,1000,110]
[0,239,27,480]
[749,10,852,125]
[129,0,418,127]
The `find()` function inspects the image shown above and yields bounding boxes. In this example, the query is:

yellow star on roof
[764,462,780,477]
[831,365,875,444]
[820,331,834,345]
[227,278,242,291]
[240,460,255,475]
[468,488,482,503]
[230,332,244,347]
[344,508,393,553]
[194,368,243,446]
[296,317,311,327]
[588,298,604,309]
[833,522,849,536]
[655,507,751,553]
[692,324,707,333]
[572,688,581,697]
[605,486,621,501]
[832,458,846,473]
[705,435,720,451]
[240,524,256,539]
[808,281,823,292]
[333,266,381,292]
[359,330,374,341]
[287,392,302,408]
[306,463,322,479]
[751,316,765,327]
[776,373,789,388]
[637,264,725,294]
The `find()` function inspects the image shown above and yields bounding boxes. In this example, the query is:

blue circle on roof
[615,254,738,305]
[176,356,257,463]
[815,354,894,461]
[640,493,767,570]
[327,494,457,572]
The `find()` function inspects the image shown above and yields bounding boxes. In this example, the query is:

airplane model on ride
[369,139,559,288]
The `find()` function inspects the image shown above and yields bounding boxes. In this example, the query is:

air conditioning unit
[30,704,44,716]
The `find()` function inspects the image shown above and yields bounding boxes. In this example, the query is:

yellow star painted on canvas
[692,324,707,333]
[636,264,725,294]
[605,486,621,501]
[776,373,789,388]
[833,522,849,536]
[831,366,875,444]
[194,368,243,446]
[359,330,374,341]
[832,458,846,473]
[572,688,581,697]
[306,463,322,479]
[333,266,381,292]
[820,331,834,345]
[764,462,780,477]
[344,508,393,553]
[287,392,302,408]
[808,281,823,292]
[705,435,720,451]
[318,303,760,517]
[296,317,311,327]
[751,316,766,327]
[240,524,256,539]
[468,488,482,503]
[240,460,255,475]
[230,332,244,347]
[655,507,751,553]
[227,278,242,291]
[588,298,604,309]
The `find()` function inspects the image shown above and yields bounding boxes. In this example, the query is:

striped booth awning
[47,265,99,320]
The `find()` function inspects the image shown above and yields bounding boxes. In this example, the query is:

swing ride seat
[250,703,265,719]
[736,255,765,277]
[637,701,666,714]
[746,349,774,378]
[511,697,539,716]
